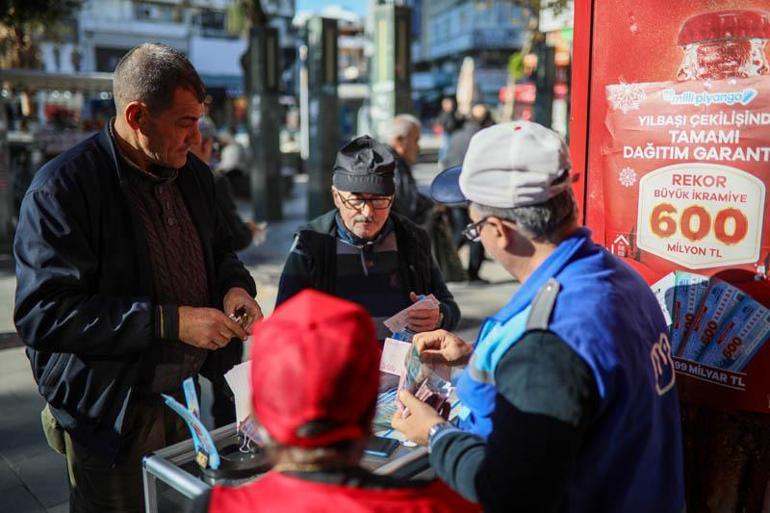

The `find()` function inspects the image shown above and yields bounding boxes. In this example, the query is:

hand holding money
[413,329,473,366]
[223,287,263,335]
[406,292,441,332]
[391,389,445,446]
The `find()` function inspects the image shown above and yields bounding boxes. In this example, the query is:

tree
[0,0,81,69]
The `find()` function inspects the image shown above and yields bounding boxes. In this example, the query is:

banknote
[396,344,452,416]
[383,294,440,333]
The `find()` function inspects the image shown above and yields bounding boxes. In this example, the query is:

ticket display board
[571,0,770,413]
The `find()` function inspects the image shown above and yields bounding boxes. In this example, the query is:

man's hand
[223,287,263,332]
[178,306,248,350]
[407,291,441,333]
[391,390,444,446]
[413,329,473,366]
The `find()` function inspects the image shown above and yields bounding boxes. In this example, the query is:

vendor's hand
[391,390,444,446]
[407,291,441,332]
[178,306,247,350]
[223,287,263,331]
[413,329,473,366]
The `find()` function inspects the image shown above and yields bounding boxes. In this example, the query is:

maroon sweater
[117,142,210,394]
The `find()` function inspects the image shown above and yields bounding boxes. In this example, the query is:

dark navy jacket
[13,126,255,462]
[275,209,460,332]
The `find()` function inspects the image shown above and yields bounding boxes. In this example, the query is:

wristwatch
[427,421,455,453]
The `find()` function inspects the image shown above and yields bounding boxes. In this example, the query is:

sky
[295,0,367,16]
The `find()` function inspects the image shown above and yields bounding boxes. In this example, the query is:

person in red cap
[191,289,478,513]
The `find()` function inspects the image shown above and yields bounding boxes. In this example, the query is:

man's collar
[108,119,178,182]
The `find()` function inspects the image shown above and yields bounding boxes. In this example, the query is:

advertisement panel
[578,1,770,413]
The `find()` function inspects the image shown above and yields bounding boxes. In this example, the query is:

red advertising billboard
[571,0,770,413]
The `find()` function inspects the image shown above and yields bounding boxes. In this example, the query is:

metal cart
[142,424,430,513]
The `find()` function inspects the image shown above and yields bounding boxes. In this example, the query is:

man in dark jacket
[13,43,262,513]
[276,135,459,340]
[437,96,463,162]
[386,114,432,225]
[193,116,259,253]
[443,104,494,282]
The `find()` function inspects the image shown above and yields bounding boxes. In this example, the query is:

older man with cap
[276,135,459,339]
[191,289,478,513]
[392,121,685,513]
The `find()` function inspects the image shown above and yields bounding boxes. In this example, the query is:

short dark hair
[113,43,206,113]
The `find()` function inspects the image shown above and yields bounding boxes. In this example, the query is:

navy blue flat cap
[429,165,467,205]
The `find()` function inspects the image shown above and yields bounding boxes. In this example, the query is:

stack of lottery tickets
[652,271,770,373]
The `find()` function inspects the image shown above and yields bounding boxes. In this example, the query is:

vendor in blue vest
[276,135,460,339]
[392,121,685,513]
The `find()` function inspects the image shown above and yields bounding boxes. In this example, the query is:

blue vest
[456,228,684,513]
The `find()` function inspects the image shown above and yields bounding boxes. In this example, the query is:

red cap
[678,10,770,46]
[249,290,381,448]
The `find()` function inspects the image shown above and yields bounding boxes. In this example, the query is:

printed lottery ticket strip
[654,271,770,383]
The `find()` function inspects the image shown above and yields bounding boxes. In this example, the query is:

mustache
[353,215,374,223]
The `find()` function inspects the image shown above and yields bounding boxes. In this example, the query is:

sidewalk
[0,160,516,512]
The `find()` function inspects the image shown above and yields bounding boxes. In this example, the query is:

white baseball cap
[430,121,573,208]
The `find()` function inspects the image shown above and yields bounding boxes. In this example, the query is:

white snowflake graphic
[607,83,646,113]
[619,167,637,187]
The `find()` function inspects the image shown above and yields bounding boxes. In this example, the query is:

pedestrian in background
[14,43,261,512]
[442,104,494,283]
[386,114,466,282]
[436,96,463,162]
[192,117,261,253]
[385,114,433,225]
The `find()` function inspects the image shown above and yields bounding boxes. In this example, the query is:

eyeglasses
[462,217,490,242]
[336,192,394,210]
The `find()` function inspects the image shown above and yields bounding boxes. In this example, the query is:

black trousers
[450,207,484,279]
[65,396,189,513]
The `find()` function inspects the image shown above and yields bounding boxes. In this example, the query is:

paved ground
[0,143,517,511]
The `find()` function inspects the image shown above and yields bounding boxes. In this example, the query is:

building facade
[406,0,528,116]
[39,0,297,129]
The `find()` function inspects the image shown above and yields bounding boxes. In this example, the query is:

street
[0,151,517,512]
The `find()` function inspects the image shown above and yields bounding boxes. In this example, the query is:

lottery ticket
[698,296,766,369]
[162,393,220,469]
[671,271,709,356]
[224,361,252,425]
[678,280,745,362]
[650,272,676,330]
[373,388,399,429]
[383,294,440,333]
[726,307,770,372]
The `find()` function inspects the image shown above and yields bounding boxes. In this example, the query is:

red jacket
[208,471,479,513]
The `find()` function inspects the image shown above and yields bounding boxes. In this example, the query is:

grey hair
[472,185,578,242]
[197,116,216,141]
[385,114,420,143]
[113,43,206,113]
